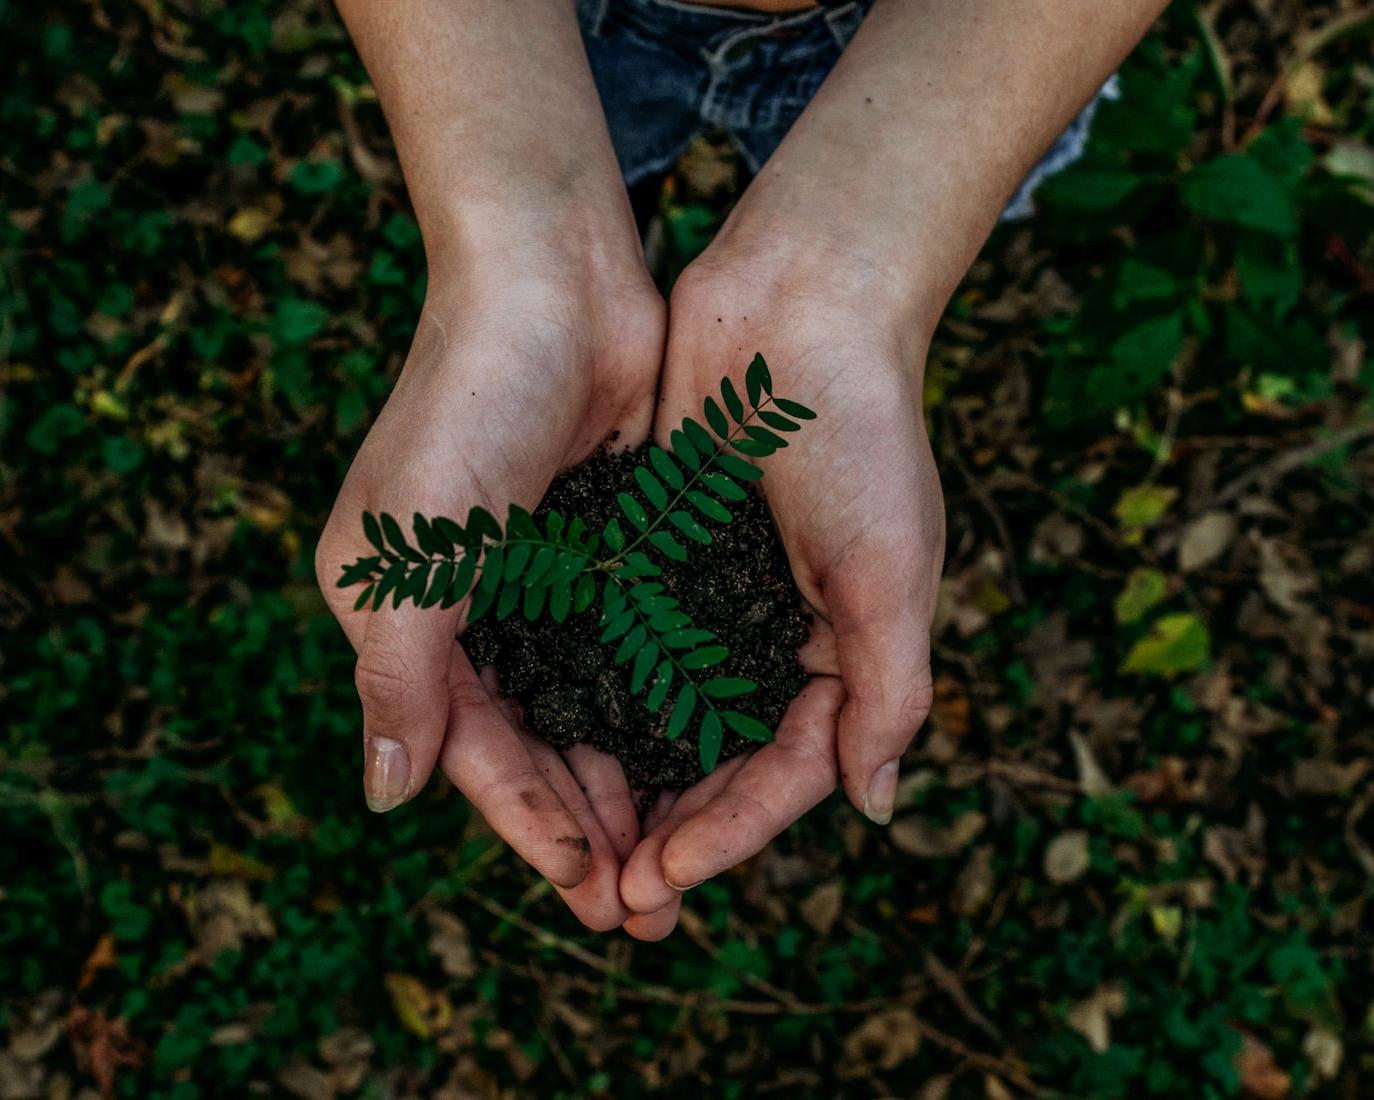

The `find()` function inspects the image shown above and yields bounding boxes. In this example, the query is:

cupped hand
[318,249,665,931]
[619,247,946,940]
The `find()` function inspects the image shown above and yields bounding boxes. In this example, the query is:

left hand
[617,236,947,940]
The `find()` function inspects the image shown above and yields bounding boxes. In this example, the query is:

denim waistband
[578,0,871,57]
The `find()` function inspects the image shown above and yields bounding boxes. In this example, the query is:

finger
[659,676,843,891]
[830,580,936,826]
[564,744,640,862]
[622,896,682,942]
[438,654,593,890]
[354,600,463,813]
[798,613,840,676]
[517,733,631,931]
[619,755,749,914]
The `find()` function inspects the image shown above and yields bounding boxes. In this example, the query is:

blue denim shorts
[576,0,1117,220]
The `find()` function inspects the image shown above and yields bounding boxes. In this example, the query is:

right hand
[317,238,665,931]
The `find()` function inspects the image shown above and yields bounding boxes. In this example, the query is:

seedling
[337,354,815,773]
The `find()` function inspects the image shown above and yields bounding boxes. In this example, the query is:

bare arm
[620,0,1167,937]
[334,0,642,277]
[322,0,664,932]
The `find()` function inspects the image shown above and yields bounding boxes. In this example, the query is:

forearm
[336,0,640,280]
[711,0,1166,335]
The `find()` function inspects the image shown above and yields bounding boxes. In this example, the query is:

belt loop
[822,0,866,50]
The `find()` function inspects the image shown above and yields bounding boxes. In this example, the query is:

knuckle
[354,653,421,710]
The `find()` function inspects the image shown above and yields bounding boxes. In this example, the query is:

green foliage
[338,356,813,771]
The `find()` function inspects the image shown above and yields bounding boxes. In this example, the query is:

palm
[319,279,664,932]
[617,297,944,940]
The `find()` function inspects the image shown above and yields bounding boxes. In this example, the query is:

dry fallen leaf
[890,812,987,859]
[840,1008,921,1076]
[1067,984,1126,1053]
[1178,512,1236,572]
[384,973,453,1041]
[1236,1031,1290,1100]
[799,880,844,937]
[1044,830,1091,884]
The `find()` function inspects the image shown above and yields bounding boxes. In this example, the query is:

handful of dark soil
[463,445,809,794]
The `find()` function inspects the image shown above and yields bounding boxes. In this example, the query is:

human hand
[618,241,945,940]
[318,233,665,931]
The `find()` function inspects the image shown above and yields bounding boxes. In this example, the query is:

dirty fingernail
[364,736,411,813]
[863,759,900,825]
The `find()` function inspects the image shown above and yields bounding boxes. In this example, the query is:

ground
[2,1,1373,1098]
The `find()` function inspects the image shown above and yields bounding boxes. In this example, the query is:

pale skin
[317,0,1167,938]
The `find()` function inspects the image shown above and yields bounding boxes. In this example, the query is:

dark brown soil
[462,445,809,796]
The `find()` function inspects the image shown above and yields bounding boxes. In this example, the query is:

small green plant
[336,354,815,773]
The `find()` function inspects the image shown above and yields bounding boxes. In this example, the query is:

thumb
[354,602,460,812]
[831,580,935,826]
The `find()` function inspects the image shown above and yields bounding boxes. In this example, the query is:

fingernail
[364,736,411,813]
[665,877,704,892]
[863,759,900,825]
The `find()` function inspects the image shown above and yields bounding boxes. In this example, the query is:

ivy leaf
[722,711,774,742]
[699,711,723,773]
[1115,567,1168,624]
[1121,612,1211,676]
[667,685,697,740]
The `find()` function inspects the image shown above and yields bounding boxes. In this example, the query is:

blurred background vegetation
[3,1,1374,1097]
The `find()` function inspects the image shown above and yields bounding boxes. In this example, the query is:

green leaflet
[341,362,819,773]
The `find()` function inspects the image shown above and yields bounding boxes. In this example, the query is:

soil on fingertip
[461,444,809,801]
